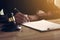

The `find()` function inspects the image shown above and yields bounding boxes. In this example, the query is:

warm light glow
[54,0,60,8]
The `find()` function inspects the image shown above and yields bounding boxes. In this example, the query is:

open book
[23,20,60,31]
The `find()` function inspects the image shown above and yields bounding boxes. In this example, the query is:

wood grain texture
[0,19,60,40]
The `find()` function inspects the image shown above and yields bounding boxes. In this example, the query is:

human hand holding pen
[15,12,30,25]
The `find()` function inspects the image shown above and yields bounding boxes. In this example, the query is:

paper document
[23,20,60,31]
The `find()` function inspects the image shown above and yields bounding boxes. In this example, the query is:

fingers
[15,13,29,24]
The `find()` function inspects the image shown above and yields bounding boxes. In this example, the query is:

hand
[15,12,29,24]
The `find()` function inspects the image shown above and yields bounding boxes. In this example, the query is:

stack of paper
[23,20,60,31]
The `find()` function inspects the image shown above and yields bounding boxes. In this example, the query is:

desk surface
[0,19,60,40]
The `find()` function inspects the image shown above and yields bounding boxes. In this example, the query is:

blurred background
[0,0,60,19]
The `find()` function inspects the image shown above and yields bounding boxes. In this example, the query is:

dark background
[0,0,60,19]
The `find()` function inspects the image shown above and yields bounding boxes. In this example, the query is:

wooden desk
[0,19,60,40]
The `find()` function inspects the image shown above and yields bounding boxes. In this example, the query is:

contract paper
[23,20,60,31]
